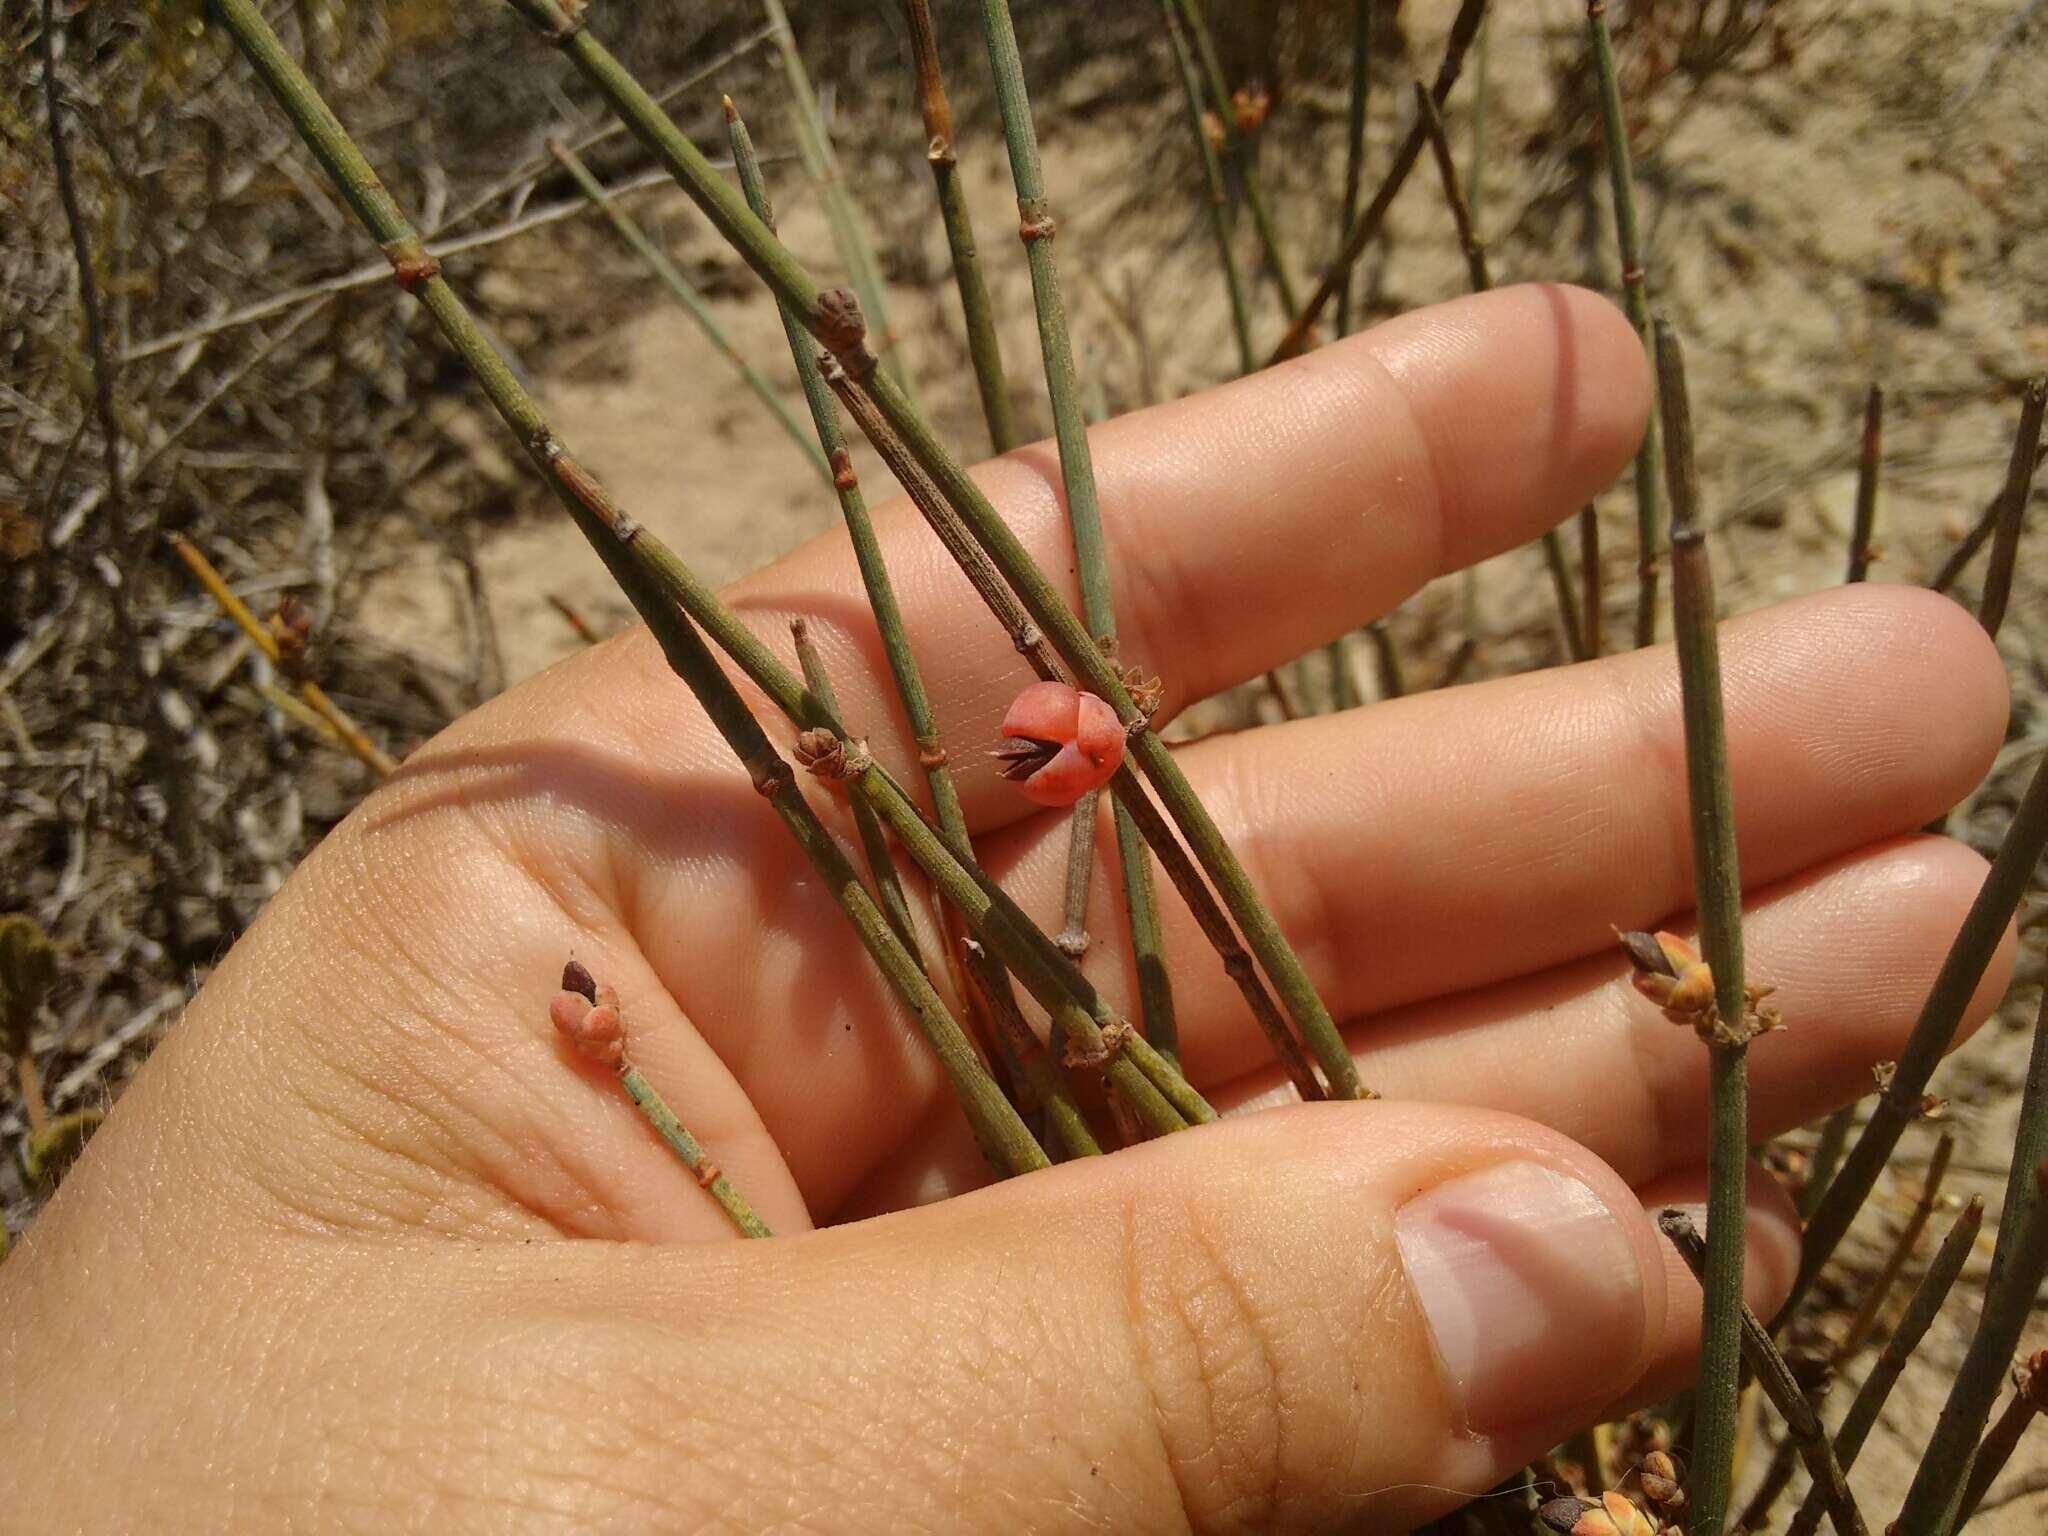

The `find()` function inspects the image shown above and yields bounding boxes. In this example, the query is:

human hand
[0,287,2013,1531]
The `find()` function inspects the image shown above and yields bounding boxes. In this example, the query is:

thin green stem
[618,1064,772,1237]
[792,618,921,957]
[1336,0,1374,338]
[1414,79,1585,662]
[1367,617,1405,698]
[1953,1356,2043,1529]
[1579,504,1604,658]
[1977,377,2045,640]
[1655,319,1749,1536]
[904,0,1018,453]
[758,0,916,410]
[1269,0,1489,363]
[1786,745,2048,1321]
[724,101,1096,1160]
[1932,452,2046,593]
[1784,1198,1983,1536]
[1988,986,2048,1297]
[1163,0,1297,318]
[977,0,1205,1086]
[1661,1212,1867,1536]
[827,368,1319,1102]
[1798,1101,1857,1221]
[1894,1161,2048,1536]
[1845,384,1884,583]
[1590,0,1668,649]
[1326,638,1360,710]
[1834,1129,1954,1362]
[505,0,1346,1100]
[1164,0,1254,373]
[211,0,1047,1179]
[548,138,829,484]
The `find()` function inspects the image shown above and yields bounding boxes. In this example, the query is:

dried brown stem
[1977,377,2045,639]
[1845,384,1884,584]
[166,534,399,777]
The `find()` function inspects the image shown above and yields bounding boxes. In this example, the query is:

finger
[365,1104,1674,1531]
[835,835,2010,1219]
[977,584,2005,1083]
[723,283,1649,830]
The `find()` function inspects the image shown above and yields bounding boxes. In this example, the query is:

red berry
[996,681,1125,807]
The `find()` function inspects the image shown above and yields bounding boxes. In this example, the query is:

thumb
[576,1101,1700,1531]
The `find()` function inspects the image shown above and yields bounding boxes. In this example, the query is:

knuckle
[1117,1190,1305,1533]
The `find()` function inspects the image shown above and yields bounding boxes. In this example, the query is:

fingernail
[1394,1159,1644,1433]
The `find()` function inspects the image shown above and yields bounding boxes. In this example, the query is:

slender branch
[553,961,771,1236]
[904,0,1017,453]
[1655,319,1750,1536]
[792,619,922,958]
[166,534,398,776]
[829,370,1321,1102]
[210,0,1049,1178]
[504,0,1350,1101]
[1932,457,2046,593]
[1953,1351,2046,1529]
[1798,1102,1857,1221]
[1580,504,1604,658]
[1267,0,1489,362]
[759,0,916,409]
[1661,1212,1868,1536]
[1336,0,1374,339]
[1589,1,1669,649]
[724,101,1097,1161]
[1894,1160,2048,1536]
[1977,377,2045,639]
[1163,0,1254,373]
[1163,0,1297,319]
[1783,1198,1984,1536]
[1367,617,1405,698]
[548,138,829,484]
[1414,79,1585,661]
[41,0,123,530]
[1988,985,2048,1297]
[1845,385,1884,583]
[1785,745,2048,1320]
[1834,1129,1954,1360]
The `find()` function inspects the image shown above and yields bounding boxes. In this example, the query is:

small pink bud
[994,680,1125,807]
[550,989,625,1067]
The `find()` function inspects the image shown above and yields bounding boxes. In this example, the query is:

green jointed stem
[792,618,921,957]
[727,104,1099,1161]
[1337,0,1373,338]
[1894,1162,2048,1536]
[1269,0,1489,363]
[1589,0,1668,649]
[1655,320,1749,1536]
[826,366,1319,1103]
[618,1064,772,1237]
[905,0,1018,454]
[1164,0,1297,318]
[1798,1101,1857,1220]
[759,0,916,410]
[1988,986,2048,1297]
[1164,0,1254,372]
[548,138,829,485]
[1953,1358,2043,1530]
[1661,1213,1868,1536]
[1581,505,1604,658]
[1846,384,1884,583]
[978,0,1196,1079]
[1786,745,2048,1322]
[1836,1130,1954,1360]
[502,0,1344,1101]
[1413,80,1585,662]
[1784,1198,1983,1536]
[1977,377,2045,640]
[210,0,1048,1180]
